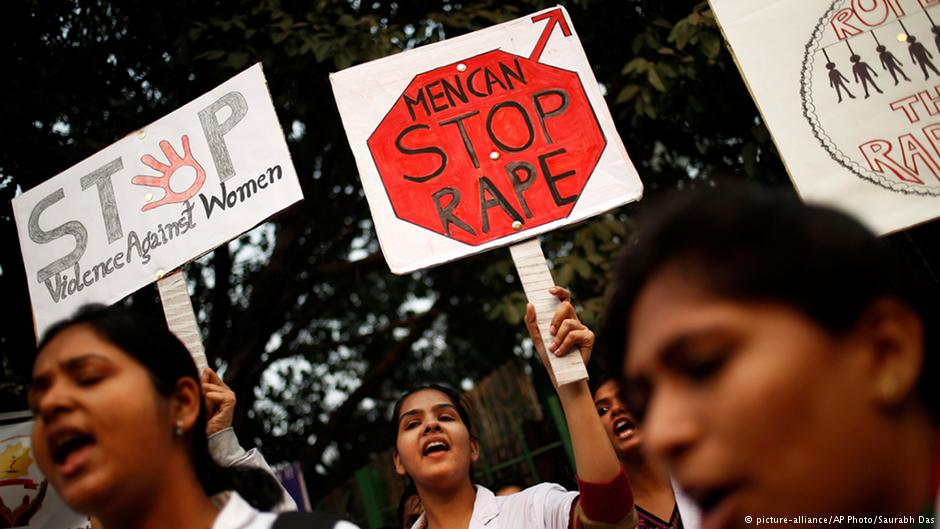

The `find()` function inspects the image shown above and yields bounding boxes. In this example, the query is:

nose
[423,419,442,434]
[35,381,76,424]
[642,385,700,465]
[610,399,627,418]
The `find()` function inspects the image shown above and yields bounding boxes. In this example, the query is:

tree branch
[302,301,443,467]
[205,244,232,367]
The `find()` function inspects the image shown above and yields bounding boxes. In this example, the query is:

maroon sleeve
[574,465,634,525]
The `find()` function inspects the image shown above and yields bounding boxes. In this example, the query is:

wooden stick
[510,238,588,386]
[156,268,208,372]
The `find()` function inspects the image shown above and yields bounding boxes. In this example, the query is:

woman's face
[624,267,885,529]
[29,324,177,514]
[593,379,641,457]
[393,389,478,489]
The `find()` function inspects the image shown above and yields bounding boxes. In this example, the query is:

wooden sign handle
[156,268,208,372]
[510,238,588,386]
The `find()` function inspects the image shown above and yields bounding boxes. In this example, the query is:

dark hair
[396,482,420,529]
[588,373,619,397]
[601,186,938,419]
[36,303,283,510]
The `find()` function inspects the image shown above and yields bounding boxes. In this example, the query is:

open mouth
[685,484,741,529]
[613,417,635,438]
[50,431,96,467]
[422,439,450,456]
[693,487,731,513]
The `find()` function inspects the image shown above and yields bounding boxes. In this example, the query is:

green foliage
[0,0,788,502]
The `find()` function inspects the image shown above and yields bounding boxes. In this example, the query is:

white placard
[13,63,303,338]
[331,6,642,274]
[710,0,940,234]
[0,414,91,529]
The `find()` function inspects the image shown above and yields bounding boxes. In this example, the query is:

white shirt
[673,480,702,529]
[212,492,278,529]
[411,483,578,529]
[209,427,298,512]
[211,492,361,529]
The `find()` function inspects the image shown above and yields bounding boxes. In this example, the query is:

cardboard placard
[331,6,642,273]
[710,0,940,234]
[13,64,303,337]
[0,412,91,529]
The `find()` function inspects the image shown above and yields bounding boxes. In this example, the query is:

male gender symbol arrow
[530,8,572,62]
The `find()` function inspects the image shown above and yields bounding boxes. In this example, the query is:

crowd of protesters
[25,186,939,529]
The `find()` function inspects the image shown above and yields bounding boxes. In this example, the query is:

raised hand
[132,135,207,212]
[201,368,236,436]
[524,286,594,387]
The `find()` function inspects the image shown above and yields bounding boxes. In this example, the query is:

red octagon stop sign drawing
[367,10,606,246]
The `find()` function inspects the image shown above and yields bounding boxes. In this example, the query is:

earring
[174,420,185,436]
[879,373,899,403]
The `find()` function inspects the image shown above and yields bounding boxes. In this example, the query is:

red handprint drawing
[132,135,207,212]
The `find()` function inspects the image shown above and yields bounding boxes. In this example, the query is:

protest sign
[709,0,940,234]
[0,412,91,529]
[275,462,313,512]
[332,7,641,383]
[13,63,303,339]
[330,6,642,274]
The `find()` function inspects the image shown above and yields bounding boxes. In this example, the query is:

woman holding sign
[28,304,357,529]
[602,188,939,529]
[391,287,637,529]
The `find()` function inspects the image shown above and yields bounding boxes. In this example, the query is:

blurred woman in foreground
[603,187,938,529]
[28,304,355,529]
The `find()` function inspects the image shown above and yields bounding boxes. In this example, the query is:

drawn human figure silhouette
[0,480,47,528]
[850,54,883,97]
[877,44,910,85]
[933,26,940,55]
[907,35,940,80]
[827,62,855,102]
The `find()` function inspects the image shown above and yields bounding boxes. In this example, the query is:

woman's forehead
[401,389,454,411]
[593,379,621,400]
[34,324,120,371]
[625,270,760,374]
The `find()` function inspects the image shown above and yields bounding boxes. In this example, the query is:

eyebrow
[593,397,611,407]
[29,353,114,392]
[648,324,740,367]
[398,403,458,424]
[658,335,699,366]
[62,353,113,370]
